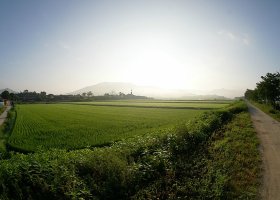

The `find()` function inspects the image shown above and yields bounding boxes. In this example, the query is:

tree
[87,91,93,97]
[40,91,47,97]
[9,93,16,101]
[40,91,47,101]
[245,72,280,109]
[256,72,280,106]
[1,90,10,99]
[245,89,256,101]
[82,92,87,98]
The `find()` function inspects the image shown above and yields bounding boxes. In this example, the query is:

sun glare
[117,33,192,89]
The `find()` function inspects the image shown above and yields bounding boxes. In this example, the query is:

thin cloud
[218,30,250,45]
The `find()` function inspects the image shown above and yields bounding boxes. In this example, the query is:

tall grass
[251,101,280,122]
[0,107,17,156]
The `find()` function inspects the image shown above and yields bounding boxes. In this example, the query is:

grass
[8,103,206,152]
[0,107,16,155]
[0,106,7,152]
[0,101,260,199]
[0,135,6,153]
[0,106,5,115]
[251,101,280,122]
[205,111,261,199]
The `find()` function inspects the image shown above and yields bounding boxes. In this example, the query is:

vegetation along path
[247,102,280,200]
[0,106,11,126]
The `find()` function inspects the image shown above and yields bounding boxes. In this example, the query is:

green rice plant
[8,103,205,152]
[69,100,231,109]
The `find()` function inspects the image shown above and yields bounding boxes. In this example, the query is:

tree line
[245,72,280,109]
[0,90,149,103]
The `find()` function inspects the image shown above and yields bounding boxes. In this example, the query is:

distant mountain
[70,82,195,98]
[178,94,230,100]
[207,89,244,99]
[70,82,232,99]
[71,82,137,96]
[0,88,17,94]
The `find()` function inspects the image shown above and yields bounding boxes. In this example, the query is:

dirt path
[247,102,280,200]
[0,106,11,126]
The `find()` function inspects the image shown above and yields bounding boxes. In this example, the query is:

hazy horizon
[0,81,247,99]
[0,0,280,94]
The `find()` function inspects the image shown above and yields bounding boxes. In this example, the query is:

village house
[0,98,10,106]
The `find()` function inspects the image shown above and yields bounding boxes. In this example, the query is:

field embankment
[0,101,260,199]
[0,106,15,153]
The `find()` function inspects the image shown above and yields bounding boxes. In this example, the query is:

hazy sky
[0,0,279,94]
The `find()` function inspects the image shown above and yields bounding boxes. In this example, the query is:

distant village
[0,89,150,104]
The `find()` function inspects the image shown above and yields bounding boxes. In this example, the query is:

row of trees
[1,90,148,103]
[0,90,16,101]
[245,72,280,109]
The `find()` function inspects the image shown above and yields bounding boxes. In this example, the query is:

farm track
[67,103,217,110]
[0,106,11,126]
[247,102,280,200]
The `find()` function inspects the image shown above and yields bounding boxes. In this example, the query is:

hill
[70,82,194,98]
[70,82,232,99]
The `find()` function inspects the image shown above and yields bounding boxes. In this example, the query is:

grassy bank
[0,106,6,115]
[251,101,280,122]
[205,112,261,198]
[0,101,260,199]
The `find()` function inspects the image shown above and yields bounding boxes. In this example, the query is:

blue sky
[0,0,279,95]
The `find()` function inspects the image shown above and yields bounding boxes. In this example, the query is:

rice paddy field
[8,100,231,152]
[70,100,230,109]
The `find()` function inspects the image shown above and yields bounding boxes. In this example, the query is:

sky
[0,0,279,95]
